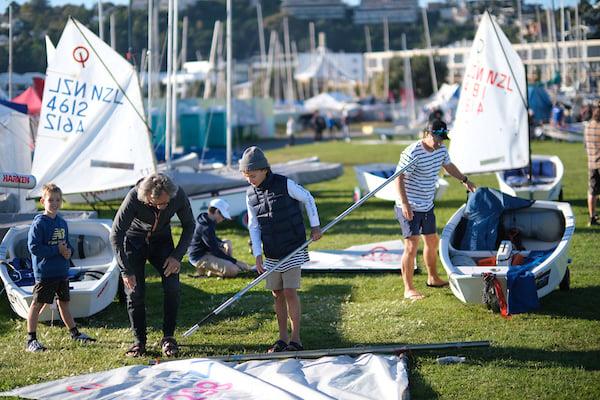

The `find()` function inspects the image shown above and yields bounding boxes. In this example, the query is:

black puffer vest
[247,172,306,259]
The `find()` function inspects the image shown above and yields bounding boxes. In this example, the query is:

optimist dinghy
[542,123,584,142]
[439,188,574,305]
[0,219,119,321]
[354,163,449,202]
[496,155,564,201]
[449,12,564,201]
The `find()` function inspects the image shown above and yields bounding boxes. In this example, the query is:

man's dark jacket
[110,184,195,276]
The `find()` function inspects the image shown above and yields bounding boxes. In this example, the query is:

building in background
[353,0,419,24]
[281,0,347,20]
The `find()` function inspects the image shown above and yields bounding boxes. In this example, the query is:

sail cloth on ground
[30,18,155,197]
[449,12,528,175]
[0,354,409,400]
[305,240,405,271]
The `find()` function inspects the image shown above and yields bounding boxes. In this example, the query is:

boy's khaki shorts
[265,267,301,291]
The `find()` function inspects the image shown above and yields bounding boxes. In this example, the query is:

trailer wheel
[559,267,570,291]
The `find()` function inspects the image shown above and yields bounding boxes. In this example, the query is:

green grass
[1,139,600,399]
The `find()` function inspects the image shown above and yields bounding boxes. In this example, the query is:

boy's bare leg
[27,302,45,333]
[284,288,301,344]
[272,290,289,343]
[588,193,597,218]
[423,233,447,286]
[57,299,76,329]
[402,236,423,299]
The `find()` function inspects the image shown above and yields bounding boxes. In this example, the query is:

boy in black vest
[240,146,322,353]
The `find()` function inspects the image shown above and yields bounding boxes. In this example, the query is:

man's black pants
[124,234,179,345]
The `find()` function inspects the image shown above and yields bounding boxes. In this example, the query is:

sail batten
[30,18,155,197]
[449,12,529,175]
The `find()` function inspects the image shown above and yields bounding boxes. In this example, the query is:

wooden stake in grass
[182,158,417,338]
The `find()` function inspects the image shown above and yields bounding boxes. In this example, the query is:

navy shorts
[32,278,70,304]
[395,206,436,238]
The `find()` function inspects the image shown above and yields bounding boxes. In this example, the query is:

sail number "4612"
[43,96,87,134]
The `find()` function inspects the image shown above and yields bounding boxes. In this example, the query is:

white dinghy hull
[0,219,119,321]
[495,155,564,201]
[439,201,574,304]
[354,163,449,202]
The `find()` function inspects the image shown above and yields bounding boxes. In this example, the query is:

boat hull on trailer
[0,219,119,321]
[439,201,574,304]
[354,163,449,201]
[495,155,564,200]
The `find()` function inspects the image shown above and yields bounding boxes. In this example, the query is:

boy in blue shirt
[26,183,95,352]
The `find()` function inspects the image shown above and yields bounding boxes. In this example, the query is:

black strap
[77,234,85,259]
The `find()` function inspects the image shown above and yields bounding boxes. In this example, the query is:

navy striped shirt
[395,141,450,212]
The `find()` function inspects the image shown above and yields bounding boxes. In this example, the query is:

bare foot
[404,290,425,300]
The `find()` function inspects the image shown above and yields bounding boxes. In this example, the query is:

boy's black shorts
[32,279,70,304]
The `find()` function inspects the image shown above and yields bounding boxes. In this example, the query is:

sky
[8,0,582,8]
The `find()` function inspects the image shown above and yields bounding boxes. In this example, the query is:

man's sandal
[267,340,288,353]
[125,343,146,357]
[285,341,304,352]
[161,337,179,357]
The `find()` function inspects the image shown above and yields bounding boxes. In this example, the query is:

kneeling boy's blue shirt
[28,214,73,281]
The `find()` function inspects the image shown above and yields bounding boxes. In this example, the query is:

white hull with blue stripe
[353,163,449,202]
[0,219,119,321]
[439,201,574,304]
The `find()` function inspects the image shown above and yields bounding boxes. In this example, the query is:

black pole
[211,341,492,362]
[127,0,133,63]
[525,64,533,193]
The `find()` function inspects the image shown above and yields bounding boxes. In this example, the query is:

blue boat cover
[507,265,539,314]
[459,187,534,251]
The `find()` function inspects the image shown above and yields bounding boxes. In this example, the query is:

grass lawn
[1,138,599,399]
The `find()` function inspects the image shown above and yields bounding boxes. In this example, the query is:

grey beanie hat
[239,146,270,171]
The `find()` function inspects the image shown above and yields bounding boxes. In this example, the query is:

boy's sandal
[285,341,304,352]
[125,343,146,358]
[161,337,179,357]
[267,340,288,353]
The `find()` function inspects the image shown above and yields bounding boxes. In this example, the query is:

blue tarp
[528,84,552,124]
[459,188,534,251]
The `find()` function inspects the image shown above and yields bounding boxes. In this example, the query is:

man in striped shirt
[395,120,476,300]
[584,102,600,226]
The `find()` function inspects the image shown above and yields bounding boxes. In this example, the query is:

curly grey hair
[137,173,178,203]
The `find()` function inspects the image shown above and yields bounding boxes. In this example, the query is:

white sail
[0,104,36,212]
[45,35,56,66]
[30,18,155,196]
[449,12,528,174]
